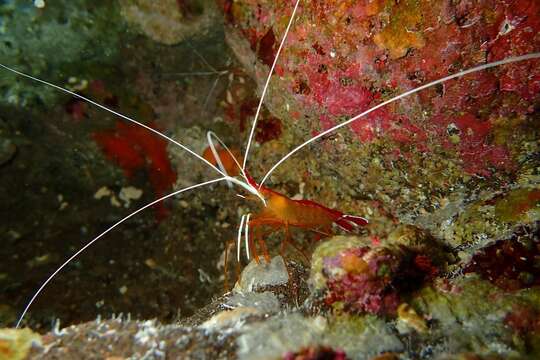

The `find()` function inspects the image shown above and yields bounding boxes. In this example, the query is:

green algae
[437,184,540,249]
[326,314,403,359]
[0,0,123,107]
[413,276,540,358]
[494,188,540,223]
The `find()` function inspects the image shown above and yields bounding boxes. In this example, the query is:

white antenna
[244,213,252,260]
[206,131,246,187]
[237,215,247,262]
[242,0,302,172]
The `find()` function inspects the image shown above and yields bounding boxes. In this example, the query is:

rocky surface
[0,1,539,359]
[5,229,540,359]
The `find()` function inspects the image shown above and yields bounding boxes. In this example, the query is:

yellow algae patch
[0,328,41,360]
[491,114,528,146]
[495,188,540,223]
[341,252,369,274]
[397,303,428,333]
[373,0,425,59]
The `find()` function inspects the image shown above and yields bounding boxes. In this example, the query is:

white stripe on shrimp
[244,213,252,261]
[237,214,247,262]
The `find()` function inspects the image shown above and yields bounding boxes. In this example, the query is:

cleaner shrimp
[1,0,538,330]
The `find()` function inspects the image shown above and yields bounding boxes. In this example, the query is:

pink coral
[317,233,444,316]
[224,0,540,177]
[322,247,401,315]
[284,346,349,360]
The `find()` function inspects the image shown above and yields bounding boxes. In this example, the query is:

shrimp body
[229,173,368,264]
[201,144,368,234]
[255,185,367,232]
[246,173,368,234]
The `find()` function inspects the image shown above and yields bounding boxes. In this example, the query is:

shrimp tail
[335,214,369,232]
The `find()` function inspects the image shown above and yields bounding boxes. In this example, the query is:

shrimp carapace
[253,185,368,232]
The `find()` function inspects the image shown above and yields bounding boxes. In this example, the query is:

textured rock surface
[120,0,219,45]
[234,255,289,292]
[5,240,537,359]
[1,1,539,359]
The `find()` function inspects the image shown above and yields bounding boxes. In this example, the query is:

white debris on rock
[134,320,159,346]
[110,195,121,208]
[119,186,143,207]
[33,0,45,9]
[94,185,142,208]
[200,307,260,332]
[94,186,112,200]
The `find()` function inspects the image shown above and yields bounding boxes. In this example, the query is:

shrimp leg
[253,225,271,263]
[282,222,312,263]
[223,239,233,291]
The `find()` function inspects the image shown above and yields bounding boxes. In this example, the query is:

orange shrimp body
[246,173,368,243]
[230,174,368,264]
[254,186,357,231]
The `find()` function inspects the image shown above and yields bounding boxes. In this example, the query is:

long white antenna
[259,52,540,186]
[206,131,247,187]
[242,0,302,171]
[0,63,226,178]
[15,177,226,328]
[0,63,267,204]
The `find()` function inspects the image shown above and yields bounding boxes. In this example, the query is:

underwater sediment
[0,0,539,359]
